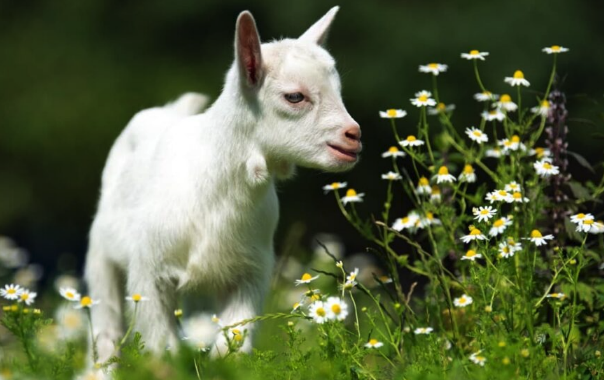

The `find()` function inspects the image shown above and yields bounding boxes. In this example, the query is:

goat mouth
[327,143,359,163]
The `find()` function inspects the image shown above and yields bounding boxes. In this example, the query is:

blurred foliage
[0,0,603,271]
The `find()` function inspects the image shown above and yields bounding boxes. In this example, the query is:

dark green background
[1,0,603,275]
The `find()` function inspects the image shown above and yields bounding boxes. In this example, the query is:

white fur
[84,6,361,360]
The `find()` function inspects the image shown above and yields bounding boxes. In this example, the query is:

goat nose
[344,124,361,142]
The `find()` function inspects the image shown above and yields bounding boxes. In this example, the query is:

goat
[84,6,361,360]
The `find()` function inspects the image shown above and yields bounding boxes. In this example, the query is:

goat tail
[165,92,210,116]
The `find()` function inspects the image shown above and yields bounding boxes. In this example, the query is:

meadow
[1,45,604,380]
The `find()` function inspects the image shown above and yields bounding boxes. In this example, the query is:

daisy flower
[18,289,37,306]
[485,189,513,203]
[461,249,482,261]
[498,241,515,259]
[489,216,513,237]
[504,181,522,193]
[379,109,407,119]
[473,206,497,222]
[482,109,505,122]
[511,192,529,203]
[454,294,473,308]
[542,45,569,54]
[526,229,554,246]
[399,135,425,147]
[365,338,384,348]
[325,297,348,321]
[588,220,604,234]
[381,146,405,158]
[75,296,100,309]
[494,94,518,112]
[498,135,523,152]
[414,327,434,335]
[416,177,431,195]
[294,273,319,286]
[308,301,329,324]
[346,268,359,283]
[504,70,530,87]
[461,227,487,244]
[459,164,476,183]
[570,212,594,225]
[376,275,393,284]
[470,351,487,366]
[465,127,488,144]
[433,166,456,184]
[485,147,503,158]
[575,219,601,233]
[529,147,551,159]
[125,293,149,303]
[418,212,441,228]
[428,102,455,115]
[341,189,364,205]
[474,91,498,102]
[430,186,442,202]
[381,171,402,181]
[410,90,437,107]
[531,100,551,117]
[392,213,420,231]
[60,287,81,302]
[1,284,22,301]
[461,50,489,60]
[323,182,347,192]
[534,159,560,177]
[546,292,566,299]
[419,63,448,75]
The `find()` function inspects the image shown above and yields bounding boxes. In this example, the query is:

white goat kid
[84,6,361,360]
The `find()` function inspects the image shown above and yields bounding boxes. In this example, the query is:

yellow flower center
[463,164,474,174]
[7,288,16,295]
[331,182,340,189]
[20,293,29,301]
[345,189,357,197]
[419,177,429,186]
[132,294,142,302]
[232,329,241,335]
[513,70,524,79]
[551,45,561,51]
[438,166,449,175]
[500,94,512,103]
[66,291,74,299]
[470,50,479,55]
[401,217,409,224]
[406,135,417,142]
[511,135,520,143]
[543,162,553,170]
[530,230,543,238]
[427,212,434,220]
[311,294,320,301]
[368,338,379,346]
[431,185,440,194]
[513,192,522,199]
[498,190,508,197]
[418,94,428,102]
[466,250,477,257]
[234,334,243,342]
[489,110,497,115]
[316,307,326,317]
[480,209,489,215]
[584,219,594,225]
[331,304,342,314]
[301,273,313,281]
[473,130,482,137]
[80,296,92,307]
[493,219,505,227]
[476,356,485,362]
[428,63,439,69]
[540,100,550,107]
[387,109,398,117]
[470,228,482,236]
[458,296,467,304]
[482,91,492,96]
[576,213,585,219]
[437,102,446,110]
[388,146,399,153]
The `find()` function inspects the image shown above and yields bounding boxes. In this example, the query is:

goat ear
[298,6,339,46]
[235,11,263,88]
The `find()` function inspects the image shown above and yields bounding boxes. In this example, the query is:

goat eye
[284,92,305,104]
